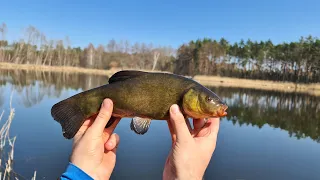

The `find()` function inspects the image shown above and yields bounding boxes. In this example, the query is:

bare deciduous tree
[0,23,8,61]
[152,51,160,70]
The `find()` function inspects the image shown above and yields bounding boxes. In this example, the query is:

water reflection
[0,69,107,108]
[0,70,319,143]
[209,87,320,142]
[0,88,4,108]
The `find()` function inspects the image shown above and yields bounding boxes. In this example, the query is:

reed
[0,94,37,180]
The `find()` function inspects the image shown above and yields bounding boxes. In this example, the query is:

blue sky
[1,0,319,48]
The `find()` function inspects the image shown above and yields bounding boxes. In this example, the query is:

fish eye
[206,96,213,102]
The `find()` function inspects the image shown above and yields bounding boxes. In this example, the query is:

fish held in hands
[51,70,228,139]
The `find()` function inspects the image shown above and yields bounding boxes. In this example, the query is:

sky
[1,0,320,49]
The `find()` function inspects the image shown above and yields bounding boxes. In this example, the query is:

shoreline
[1,62,319,96]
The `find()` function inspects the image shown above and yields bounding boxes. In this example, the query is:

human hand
[70,99,120,180]
[163,104,220,180]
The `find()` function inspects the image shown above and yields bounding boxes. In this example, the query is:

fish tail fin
[51,99,85,139]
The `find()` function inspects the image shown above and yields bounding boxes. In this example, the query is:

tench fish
[51,70,228,139]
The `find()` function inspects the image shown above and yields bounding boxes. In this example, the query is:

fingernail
[171,104,179,115]
[103,99,111,109]
[107,141,113,147]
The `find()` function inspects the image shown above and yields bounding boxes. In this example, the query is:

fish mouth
[217,104,228,117]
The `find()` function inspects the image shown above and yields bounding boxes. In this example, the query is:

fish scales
[51,70,228,139]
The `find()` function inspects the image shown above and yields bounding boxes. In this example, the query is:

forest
[0,23,319,83]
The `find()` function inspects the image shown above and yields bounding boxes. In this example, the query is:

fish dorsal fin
[109,70,148,84]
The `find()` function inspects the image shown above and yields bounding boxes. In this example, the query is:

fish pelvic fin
[105,116,117,128]
[51,99,85,139]
[109,70,147,84]
[130,117,151,135]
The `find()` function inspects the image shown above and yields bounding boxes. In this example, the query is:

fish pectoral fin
[130,117,151,135]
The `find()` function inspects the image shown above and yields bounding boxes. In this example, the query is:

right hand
[163,104,220,180]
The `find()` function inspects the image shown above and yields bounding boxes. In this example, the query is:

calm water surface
[0,70,319,180]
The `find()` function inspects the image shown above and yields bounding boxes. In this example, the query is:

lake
[0,69,319,180]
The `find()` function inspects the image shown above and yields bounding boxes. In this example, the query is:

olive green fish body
[51,71,227,139]
[109,72,197,120]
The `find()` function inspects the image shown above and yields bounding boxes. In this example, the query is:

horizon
[1,0,320,49]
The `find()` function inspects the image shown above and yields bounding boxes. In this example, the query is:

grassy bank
[1,62,319,96]
[195,75,320,96]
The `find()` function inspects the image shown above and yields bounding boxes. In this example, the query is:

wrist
[163,170,203,180]
[177,173,203,180]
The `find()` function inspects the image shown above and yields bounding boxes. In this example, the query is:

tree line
[0,23,319,83]
[0,23,176,72]
[174,37,320,83]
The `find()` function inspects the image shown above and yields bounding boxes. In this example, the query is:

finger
[88,99,113,136]
[193,118,206,131]
[74,119,94,143]
[105,133,120,151]
[111,146,118,154]
[75,119,92,136]
[166,119,176,143]
[83,118,94,126]
[196,118,220,138]
[169,104,192,142]
[192,118,206,135]
[207,118,220,137]
[111,136,120,154]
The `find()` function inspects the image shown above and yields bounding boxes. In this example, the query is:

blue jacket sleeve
[60,162,93,180]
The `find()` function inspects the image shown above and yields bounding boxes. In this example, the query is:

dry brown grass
[1,62,319,96]
[0,62,166,76]
[0,94,37,180]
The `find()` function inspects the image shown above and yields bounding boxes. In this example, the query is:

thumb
[169,104,192,142]
[87,99,113,137]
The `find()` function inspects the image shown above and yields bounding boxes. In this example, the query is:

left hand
[70,98,120,180]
